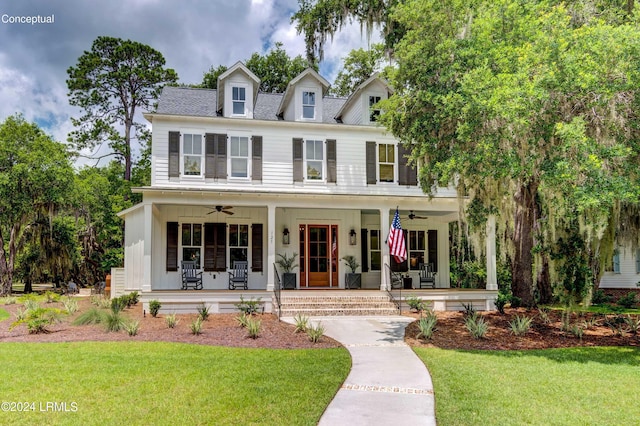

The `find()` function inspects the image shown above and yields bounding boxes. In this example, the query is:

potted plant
[276,252,298,290]
[342,255,361,289]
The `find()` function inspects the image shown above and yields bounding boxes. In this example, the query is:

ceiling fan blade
[222,210,234,215]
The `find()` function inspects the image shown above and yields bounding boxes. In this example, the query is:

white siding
[123,206,145,291]
[600,246,640,289]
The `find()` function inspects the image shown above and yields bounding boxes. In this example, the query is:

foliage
[625,315,639,334]
[276,253,298,273]
[197,303,210,321]
[10,307,66,334]
[306,322,325,343]
[461,302,476,319]
[416,312,438,340]
[110,297,127,313]
[103,311,126,332]
[67,36,177,181]
[246,317,262,339]
[2,297,17,305]
[0,308,9,322]
[149,300,161,318]
[73,307,104,326]
[293,313,310,333]
[190,317,203,335]
[617,292,638,309]
[63,297,79,314]
[406,295,428,313]
[91,295,111,309]
[200,64,227,89]
[341,255,360,273]
[165,313,179,329]
[124,321,140,336]
[0,115,74,296]
[331,44,386,97]
[509,315,533,336]
[464,315,488,339]
[592,289,611,305]
[235,296,263,315]
[44,291,60,303]
[235,312,249,328]
[495,292,510,315]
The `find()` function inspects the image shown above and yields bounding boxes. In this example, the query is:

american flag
[388,208,407,263]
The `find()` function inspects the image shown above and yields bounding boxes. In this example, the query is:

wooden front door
[308,226,330,287]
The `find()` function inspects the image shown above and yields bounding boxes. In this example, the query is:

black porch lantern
[283,227,290,245]
[349,228,357,245]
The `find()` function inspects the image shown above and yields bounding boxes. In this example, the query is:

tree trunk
[23,279,33,294]
[537,253,553,304]
[511,181,538,307]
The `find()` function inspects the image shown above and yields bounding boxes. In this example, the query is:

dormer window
[232,86,246,115]
[369,95,382,122]
[302,91,315,119]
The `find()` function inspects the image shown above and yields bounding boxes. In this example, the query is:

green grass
[544,304,640,315]
[0,308,8,322]
[0,342,350,425]
[415,346,640,426]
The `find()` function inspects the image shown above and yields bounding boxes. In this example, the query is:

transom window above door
[182,134,203,176]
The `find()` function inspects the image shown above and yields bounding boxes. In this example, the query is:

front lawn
[0,342,350,425]
[415,346,640,425]
[0,308,8,322]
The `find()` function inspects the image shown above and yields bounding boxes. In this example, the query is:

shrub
[307,322,325,343]
[165,313,179,329]
[23,299,40,312]
[14,307,26,322]
[111,297,126,313]
[617,292,638,309]
[11,307,65,334]
[464,315,488,339]
[509,315,532,336]
[73,307,104,325]
[128,291,140,306]
[190,317,203,335]
[235,312,249,328]
[2,296,17,305]
[538,307,551,324]
[510,296,522,308]
[495,292,510,315]
[246,317,262,339]
[103,311,126,332]
[63,297,79,314]
[406,295,427,313]
[293,313,309,333]
[235,296,263,315]
[592,289,611,305]
[625,315,639,334]
[416,312,438,340]
[197,303,210,321]
[461,302,476,319]
[582,316,600,329]
[44,291,60,303]
[124,321,140,336]
[149,300,161,317]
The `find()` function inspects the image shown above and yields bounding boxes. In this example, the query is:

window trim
[377,143,396,183]
[180,223,203,269]
[302,90,316,120]
[231,85,247,116]
[228,134,251,180]
[304,138,325,182]
[181,132,205,177]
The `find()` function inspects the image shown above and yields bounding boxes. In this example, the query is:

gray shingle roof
[156,86,348,124]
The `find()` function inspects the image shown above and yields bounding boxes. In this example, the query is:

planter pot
[282,273,297,290]
[345,273,361,289]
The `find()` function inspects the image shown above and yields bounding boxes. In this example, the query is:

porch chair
[181,261,203,290]
[419,263,437,289]
[91,281,106,295]
[228,261,248,290]
[67,281,79,295]
[389,268,404,290]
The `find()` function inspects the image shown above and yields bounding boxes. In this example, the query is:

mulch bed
[2,299,639,351]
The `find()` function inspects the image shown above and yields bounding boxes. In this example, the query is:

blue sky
[0,0,380,165]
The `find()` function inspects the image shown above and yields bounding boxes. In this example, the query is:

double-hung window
[230,136,249,178]
[183,133,203,176]
[232,86,246,115]
[370,230,381,271]
[182,223,202,268]
[369,95,382,122]
[378,144,395,182]
[305,139,324,180]
[409,230,426,270]
[229,224,249,264]
[302,91,315,119]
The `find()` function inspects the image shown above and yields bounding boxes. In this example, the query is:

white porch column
[380,208,390,291]
[266,204,276,291]
[486,215,498,291]
[142,203,153,292]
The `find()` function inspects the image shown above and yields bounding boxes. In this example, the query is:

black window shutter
[166,222,178,271]
[168,131,180,178]
[205,133,216,178]
[204,223,227,272]
[215,134,227,179]
[361,229,369,272]
[251,224,263,272]
[252,136,262,181]
[428,230,438,272]
[293,138,303,182]
[398,144,417,186]
[326,139,336,183]
[366,141,376,184]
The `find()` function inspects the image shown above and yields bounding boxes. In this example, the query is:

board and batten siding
[123,206,146,291]
[600,246,640,289]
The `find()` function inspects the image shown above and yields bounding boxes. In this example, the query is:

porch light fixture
[283,227,290,245]
[349,229,357,245]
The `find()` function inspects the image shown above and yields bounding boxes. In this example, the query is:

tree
[67,36,178,181]
[331,43,386,97]
[381,0,640,305]
[0,115,74,296]
[200,43,314,93]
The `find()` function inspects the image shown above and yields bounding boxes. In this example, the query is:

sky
[0,0,380,165]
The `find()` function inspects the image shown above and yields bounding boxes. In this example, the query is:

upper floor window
[305,139,324,180]
[303,91,316,119]
[232,86,246,115]
[369,95,382,122]
[229,136,250,178]
[182,133,203,176]
[378,144,395,182]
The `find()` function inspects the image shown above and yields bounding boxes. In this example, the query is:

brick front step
[275,294,399,316]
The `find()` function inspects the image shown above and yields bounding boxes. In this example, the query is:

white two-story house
[115,62,498,312]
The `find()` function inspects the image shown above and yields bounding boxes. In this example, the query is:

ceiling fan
[207,205,234,215]
[408,210,428,220]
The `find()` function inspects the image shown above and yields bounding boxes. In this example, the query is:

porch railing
[384,263,402,315]
[273,263,282,320]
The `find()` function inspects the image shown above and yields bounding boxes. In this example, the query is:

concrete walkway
[283,316,436,426]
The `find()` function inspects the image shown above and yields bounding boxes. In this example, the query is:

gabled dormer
[277,68,330,122]
[217,62,260,119]
[334,73,394,125]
